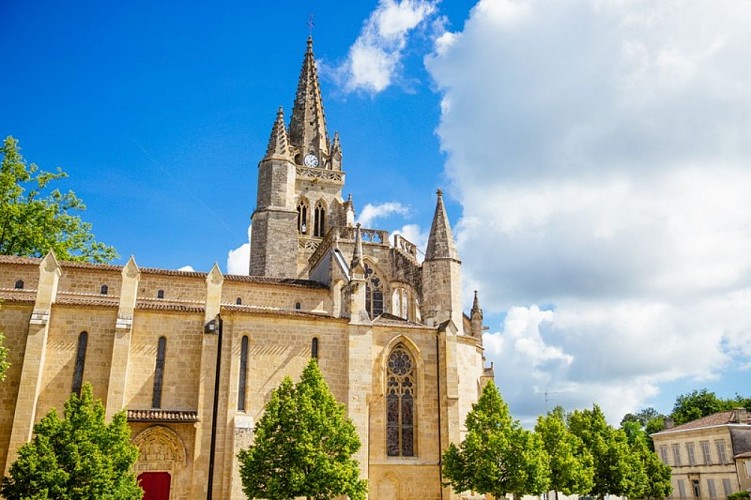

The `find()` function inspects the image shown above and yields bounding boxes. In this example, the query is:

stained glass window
[364,263,384,318]
[152,336,167,408]
[314,201,326,237]
[72,331,88,395]
[238,336,248,411]
[386,344,415,457]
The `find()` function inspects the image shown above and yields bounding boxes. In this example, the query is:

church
[0,37,493,499]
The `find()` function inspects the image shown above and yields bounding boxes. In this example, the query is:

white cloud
[427,0,751,421]
[392,223,429,262]
[177,265,195,272]
[227,226,251,275]
[337,0,438,93]
[357,201,410,227]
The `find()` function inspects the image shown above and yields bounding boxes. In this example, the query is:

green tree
[0,330,8,381]
[1,383,141,499]
[442,382,549,500]
[535,407,594,499]
[621,419,672,499]
[0,136,117,263]
[238,360,367,500]
[671,389,730,425]
[569,405,635,499]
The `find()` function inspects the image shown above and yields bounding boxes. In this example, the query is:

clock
[303,154,319,167]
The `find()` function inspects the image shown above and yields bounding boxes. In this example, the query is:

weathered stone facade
[0,37,493,499]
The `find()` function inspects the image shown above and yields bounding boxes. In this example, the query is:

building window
[157,289,164,299]
[715,439,728,464]
[677,480,686,499]
[692,479,701,498]
[236,297,242,305]
[311,337,319,360]
[686,442,696,466]
[297,200,309,234]
[313,201,326,237]
[238,336,248,412]
[393,288,411,320]
[659,445,669,464]
[14,279,24,289]
[386,344,415,457]
[295,302,301,310]
[72,331,88,395]
[672,443,682,466]
[364,263,384,318]
[700,440,712,464]
[707,479,717,499]
[100,284,108,295]
[152,336,167,408]
[722,478,732,496]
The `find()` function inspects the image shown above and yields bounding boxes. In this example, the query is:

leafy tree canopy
[1,383,141,499]
[569,405,636,500]
[535,406,594,498]
[0,136,117,263]
[238,360,367,500]
[442,381,549,500]
[672,389,750,426]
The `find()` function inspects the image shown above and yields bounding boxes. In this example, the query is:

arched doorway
[138,471,171,500]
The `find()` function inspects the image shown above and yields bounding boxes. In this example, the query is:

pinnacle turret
[289,36,329,161]
[351,223,364,272]
[425,189,460,261]
[471,290,483,319]
[263,107,292,161]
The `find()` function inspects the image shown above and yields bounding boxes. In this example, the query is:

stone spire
[471,290,482,318]
[264,107,293,162]
[350,223,364,272]
[289,36,329,159]
[425,189,460,261]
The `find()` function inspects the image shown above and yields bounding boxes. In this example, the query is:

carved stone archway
[133,425,187,473]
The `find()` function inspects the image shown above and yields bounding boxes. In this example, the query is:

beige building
[0,37,493,499]
[651,409,751,499]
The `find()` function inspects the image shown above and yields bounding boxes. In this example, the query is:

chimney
[664,417,674,429]
[733,408,748,424]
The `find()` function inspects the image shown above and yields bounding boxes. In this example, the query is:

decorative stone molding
[133,425,187,472]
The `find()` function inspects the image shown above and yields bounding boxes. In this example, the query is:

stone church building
[0,38,493,499]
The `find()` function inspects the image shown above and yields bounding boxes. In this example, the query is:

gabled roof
[654,410,751,435]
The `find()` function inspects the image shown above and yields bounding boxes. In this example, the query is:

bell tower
[250,37,347,278]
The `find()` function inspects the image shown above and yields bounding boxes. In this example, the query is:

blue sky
[3,0,750,424]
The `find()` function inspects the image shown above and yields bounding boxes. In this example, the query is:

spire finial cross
[307,14,315,37]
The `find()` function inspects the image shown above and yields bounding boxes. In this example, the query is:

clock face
[303,154,319,167]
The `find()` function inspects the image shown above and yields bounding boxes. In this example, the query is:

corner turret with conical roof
[422,189,464,329]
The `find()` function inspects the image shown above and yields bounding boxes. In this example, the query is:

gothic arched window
[311,337,319,360]
[313,201,326,237]
[14,279,24,289]
[238,336,249,411]
[386,344,415,457]
[297,200,309,234]
[364,263,384,318]
[72,331,88,395]
[152,336,167,408]
[393,288,411,320]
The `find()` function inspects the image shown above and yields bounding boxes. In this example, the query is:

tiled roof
[655,410,751,434]
[56,297,119,308]
[736,450,751,459]
[224,274,329,289]
[126,409,199,423]
[0,255,41,265]
[372,313,427,329]
[220,304,334,318]
[136,302,205,313]
[0,291,36,303]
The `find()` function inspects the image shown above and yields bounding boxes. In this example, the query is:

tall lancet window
[297,200,309,234]
[386,344,415,457]
[71,331,88,395]
[313,201,326,237]
[364,263,384,318]
[152,336,167,408]
[238,336,249,412]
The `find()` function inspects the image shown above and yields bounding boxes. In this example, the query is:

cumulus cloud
[336,0,438,93]
[227,226,251,275]
[177,265,195,272]
[427,0,751,421]
[392,223,430,262]
[357,201,410,227]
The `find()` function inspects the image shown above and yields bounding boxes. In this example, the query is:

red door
[138,471,171,500]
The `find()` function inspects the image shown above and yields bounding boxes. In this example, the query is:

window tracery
[313,201,326,237]
[297,199,309,234]
[386,344,415,457]
[365,263,384,318]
